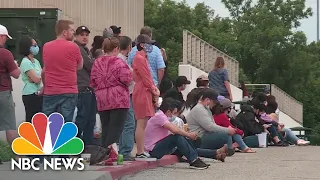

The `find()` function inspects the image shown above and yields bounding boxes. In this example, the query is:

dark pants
[22,93,43,123]
[75,90,97,145]
[42,94,78,122]
[99,108,128,148]
[191,132,229,159]
[149,134,198,163]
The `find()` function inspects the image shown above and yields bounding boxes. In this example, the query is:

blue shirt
[128,45,166,86]
[208,68,229,96]
[20,57,42,95]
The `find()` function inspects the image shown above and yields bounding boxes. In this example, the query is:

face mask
[144,44,153,53]
[30,45,39,56]
[169,115,176,122]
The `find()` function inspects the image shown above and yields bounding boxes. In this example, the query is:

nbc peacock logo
[11,112,85,171]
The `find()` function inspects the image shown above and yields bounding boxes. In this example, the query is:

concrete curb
[97,155,178,179]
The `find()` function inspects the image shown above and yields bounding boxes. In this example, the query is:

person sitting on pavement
[163,76,191,104]
[144,97,209,170]
[213,98,256,153]
[186,88,236,157]
[266,95,310,146]
[185,75,209,110]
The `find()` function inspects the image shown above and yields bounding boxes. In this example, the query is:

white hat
[0,25,12,39]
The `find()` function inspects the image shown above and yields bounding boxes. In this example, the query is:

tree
[144,0,319,128]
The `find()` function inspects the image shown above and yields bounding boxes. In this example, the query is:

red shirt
[213,113,244,135]
[0,47,18,91]
[42,39,82,95]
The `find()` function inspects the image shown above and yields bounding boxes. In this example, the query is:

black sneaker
[189,158,209,170]
[275,141,289,147]
[227,149,235,156]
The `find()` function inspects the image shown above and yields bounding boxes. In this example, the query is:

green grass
[0,139,15,162]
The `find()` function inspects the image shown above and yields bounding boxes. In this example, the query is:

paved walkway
[122,146,320,180]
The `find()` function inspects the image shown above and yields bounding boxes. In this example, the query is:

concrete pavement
[121,146,320,180]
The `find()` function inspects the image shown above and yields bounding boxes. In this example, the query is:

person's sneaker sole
[135,158,157,162]
[189,165,209,170]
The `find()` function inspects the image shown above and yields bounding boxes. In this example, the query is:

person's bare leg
[6,130,17,145]
[6,130,19,160]
[135,118,147,155]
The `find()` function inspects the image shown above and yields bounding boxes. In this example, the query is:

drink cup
[81,153,91,169]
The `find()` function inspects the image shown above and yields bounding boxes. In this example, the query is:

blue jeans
[190,132,228,159]
[282,128,299,144]
[227,134,248,150]
[150,134,198,163]
[75,91,97,145]
[119,96,135,156]
[42,94,78,122]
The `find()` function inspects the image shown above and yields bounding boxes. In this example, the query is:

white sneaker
[297,140,310,146]
[135,152,157,161]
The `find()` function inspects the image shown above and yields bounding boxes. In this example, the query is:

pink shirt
[144,110,170,152]
[42,39,82,95]
[90,55,132,111]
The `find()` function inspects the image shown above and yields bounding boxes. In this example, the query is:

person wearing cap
[186,88,236,158]
[164,76,190,104]
[103,27,113,38]
[196,74,209,88]
[73,26,96,145]
[212,98,256,153]
[0,24,20,149]
[132,34,160,160]
[41,20,83,122]
[185,75,210,110]
[128,26,165,87]
[110,25,121,37]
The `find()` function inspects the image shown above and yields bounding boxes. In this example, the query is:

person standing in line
[128,26,165,87]
[41,20,83,121]
[90,35,105,59]
[110,25,122,37]
[132,34,160,160]
[0,24,20,148]
[117,36,136,161]
[18,37,42,123]
[74,26,96,145]
[90,37,132,148]
[208,57,233,101]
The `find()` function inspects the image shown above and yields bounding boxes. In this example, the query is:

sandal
[215,153,226,162]
[241,148,256,153]
[217,144,227,155]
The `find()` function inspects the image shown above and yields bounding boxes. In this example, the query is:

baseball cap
[175,76,191,86]
[136,34,155,44]
[0,25,12,39]
[75,26,90,35]
[103,27,113,38]
[219,98,232,108]
[110,25,121,34]
[197,74,209,82]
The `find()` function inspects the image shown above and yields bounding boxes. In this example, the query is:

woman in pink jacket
[90,37,133,148]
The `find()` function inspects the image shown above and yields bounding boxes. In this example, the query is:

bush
[310,123,320,146]
[0,140,15,161]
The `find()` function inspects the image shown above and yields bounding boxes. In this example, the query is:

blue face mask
[144,44,153,53]
[169,115,176,122]
[30,45,39,56]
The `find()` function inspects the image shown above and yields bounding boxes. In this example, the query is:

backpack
[82,145,110,165]
[234,105,264,137]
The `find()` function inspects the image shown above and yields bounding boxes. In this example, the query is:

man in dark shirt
[164,76,190,103]
[74,26,96,145]
[0,24,20,148]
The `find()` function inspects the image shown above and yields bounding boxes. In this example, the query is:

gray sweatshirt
[186,103,229,137]
[75,41,94,91]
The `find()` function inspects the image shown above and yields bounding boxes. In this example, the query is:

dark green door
[0,8,60,65]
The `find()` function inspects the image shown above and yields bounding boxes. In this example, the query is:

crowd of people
[0,20,310,169]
